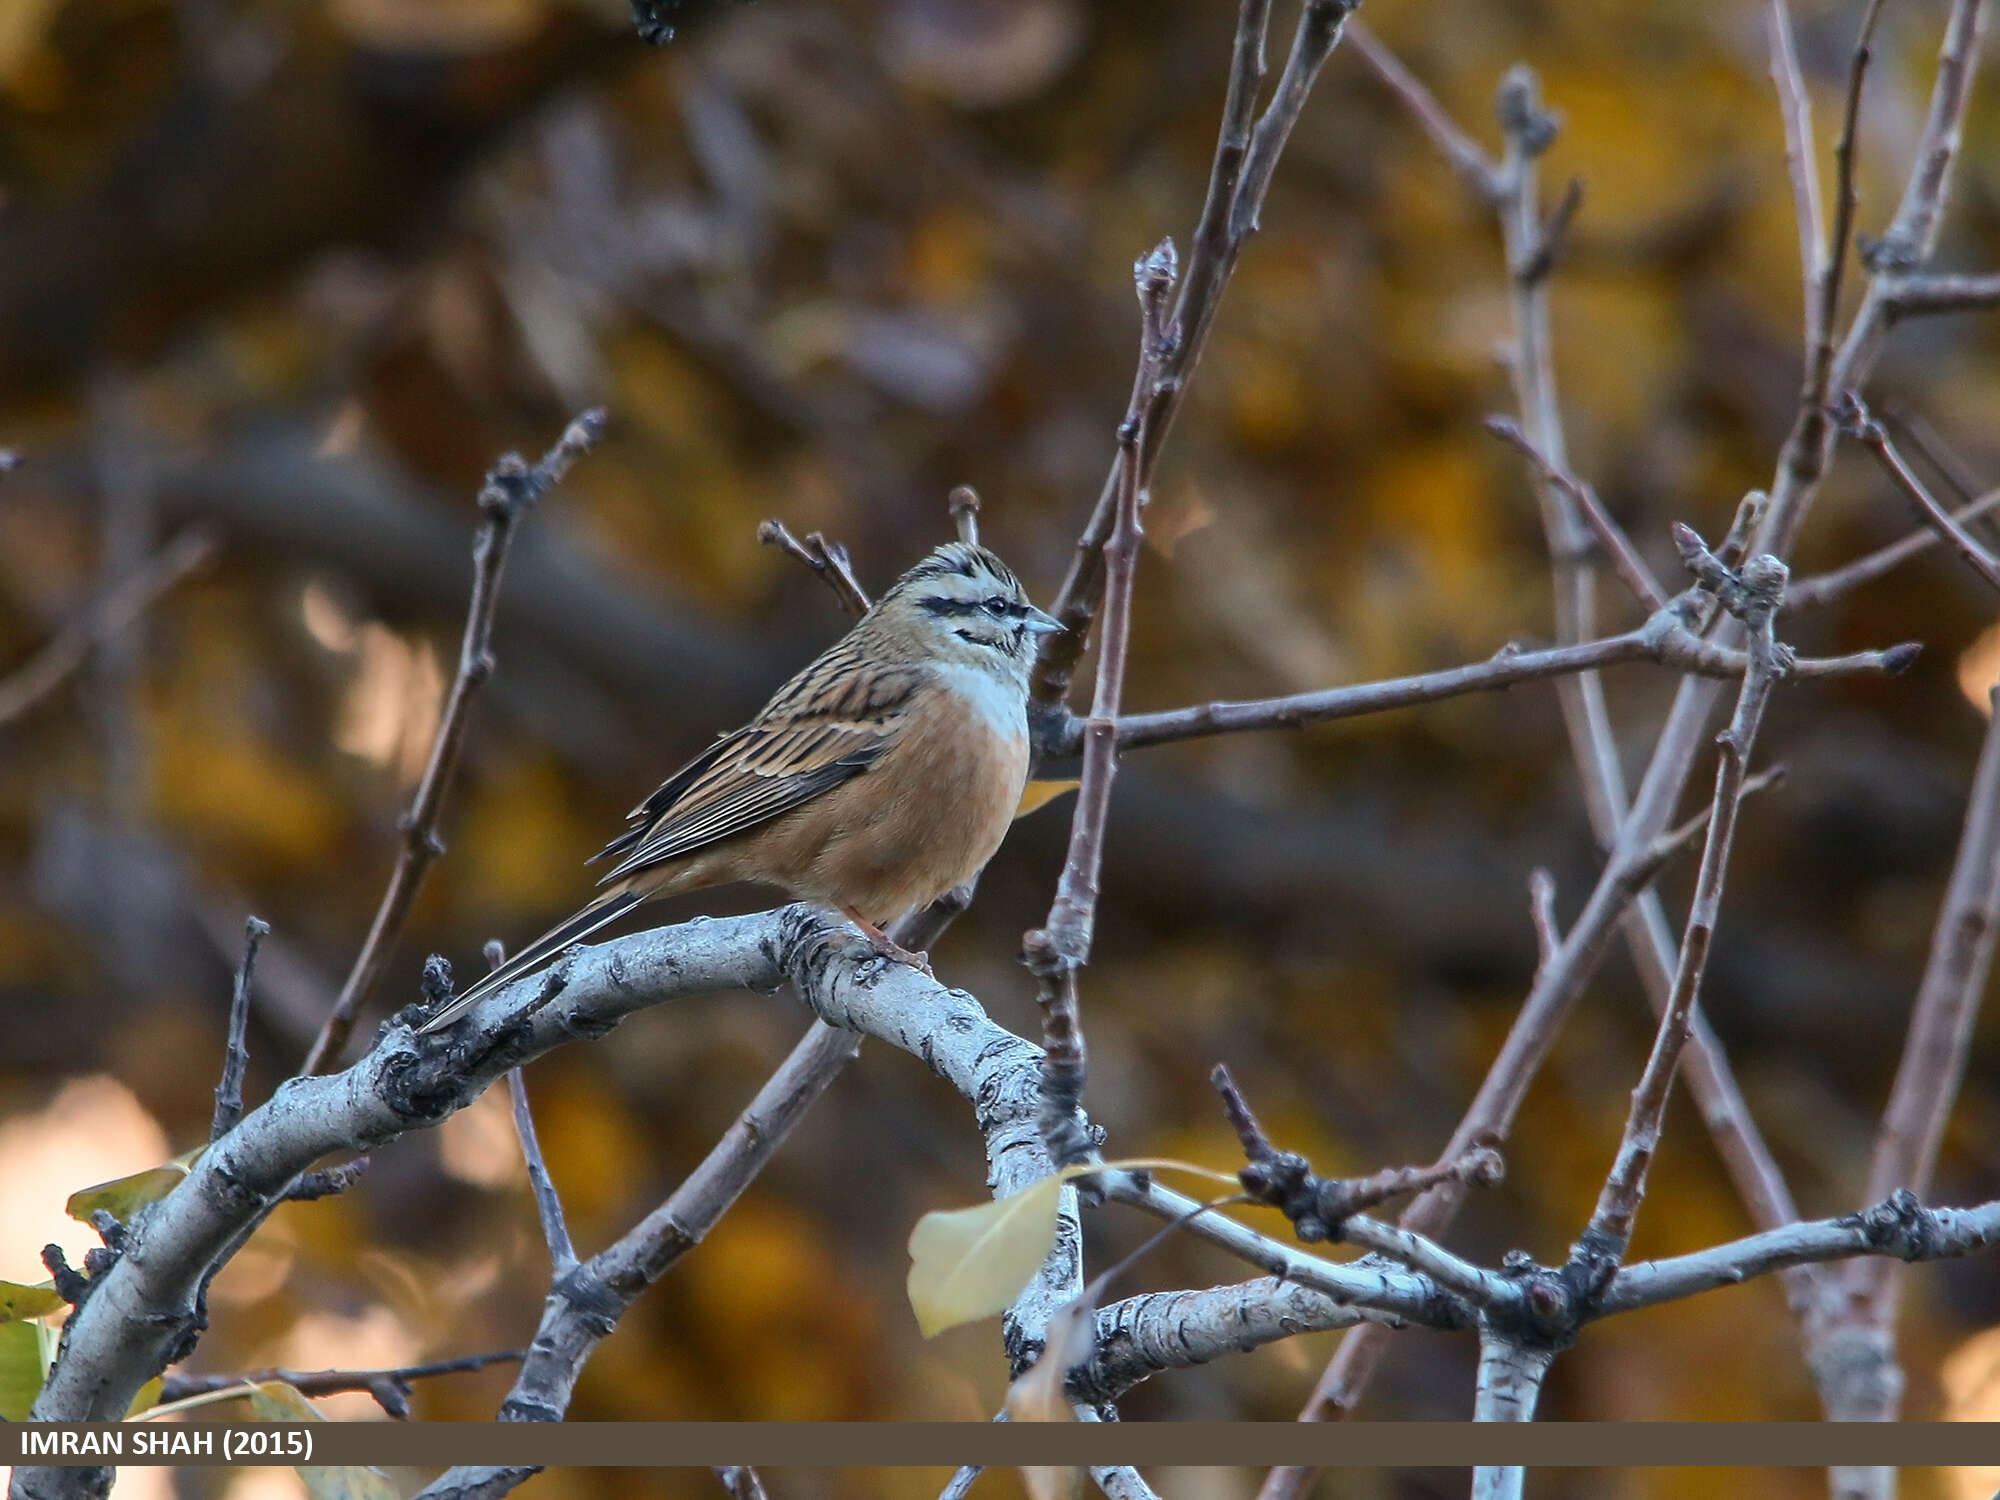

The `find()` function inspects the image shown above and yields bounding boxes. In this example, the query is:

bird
[417,540,1062,1034]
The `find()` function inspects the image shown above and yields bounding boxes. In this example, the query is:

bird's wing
[591,644,928,885]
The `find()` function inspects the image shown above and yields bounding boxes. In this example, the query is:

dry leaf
[1005,1288,1100,1500]
[907,1158,1235,1336]
[250,1383,398,1500]
[1020,1467,1085,1500]
[907,1173,1064,1338]
[1958,620,2000,715]
[1015,780,1081,819]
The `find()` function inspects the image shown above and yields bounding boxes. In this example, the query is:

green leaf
[0,1280,65,1323]
[66,1163,189,1225]
[0,1320,47,1420]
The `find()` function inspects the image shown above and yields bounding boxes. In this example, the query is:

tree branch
[1841,395,2000,596]
[302,409,607,1075]
[1786,486,2000,610]
[1031,0,1356,717]
[0,524,216,728]
[156,1349,525,1420]
[209,916,268,1143]
[1571,542,1791,1289]
[758,519,872,617]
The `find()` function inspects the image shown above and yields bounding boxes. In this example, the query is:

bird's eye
[985,595,1011,615]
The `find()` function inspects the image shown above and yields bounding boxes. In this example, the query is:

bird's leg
[840,906,934,978]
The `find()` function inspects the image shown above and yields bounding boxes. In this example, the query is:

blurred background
[0,0,1998,1495]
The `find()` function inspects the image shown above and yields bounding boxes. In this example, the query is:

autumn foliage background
[1,0,1999,1496]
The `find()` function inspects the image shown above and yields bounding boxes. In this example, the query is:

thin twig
[0,525,217,727]
[1023,241,1179,1170]
[1485,415,1671,611]
[1842,396,2000,595]
[1766,0,1825,333]
[1345,19,1500,198]
[508,1065,575,1272]
[1080,621,1910,756]
[1527,869,1560,974]
[209,917,269,1143]
[1814,690,2000,1423]
[1031,0,1355,716]
[484,1017,862,1424]
[303,409,606,1075]
[1267,31,1835,1468]
[758,519,872,617]
[1787,486,2000,609]
[1880,270,2000,319]
[712,1468,770,1500]
[1571,540,1791,1292]
[949,485,982,546]
[157,1349,526,1420]
[1808,0,1888,414]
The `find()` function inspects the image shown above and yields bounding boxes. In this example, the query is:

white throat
[933,661,1029,742]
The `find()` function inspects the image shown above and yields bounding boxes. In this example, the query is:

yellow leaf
[250,1380,325,1422]
[1007,1290,1096,1500]
[1015,780,1080,819]
[66,1163,189,1225]
[0,1281,64,1323]
[125,1378,163,1419]
[907,1158,1235,1337]
[907,1174,1064,1339]
[1004,1292,1095,1424]
[1021,1469,1085,1500]
[300,1465,399,1500]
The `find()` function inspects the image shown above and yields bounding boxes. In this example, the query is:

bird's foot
[842,908,935,979]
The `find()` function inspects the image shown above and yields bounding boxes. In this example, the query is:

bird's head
[876,541,1062,682]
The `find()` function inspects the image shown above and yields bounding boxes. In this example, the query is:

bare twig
[1262,29,1857,1469]
[1799,691,2000,1432]
[1485,415,1670,612]
[508,1067,575,1273]
[1527,869,1560,973]
[712,1468,770,1500]
[1032,0,1356,715]
[156,1349,525,1420]
[1082,617,1910,756]
[949,485,982,546]
[1766,0,1825,328]
[1023,241,1179,1171]
[1215,1064,1504,1261]
[1808,0,1888,415]
[1572,542,1791,1291]
[1880,270,2000,319]
[758,519,872,617]
[484,1016,861,1426]
[209,917,269,1143]
[303,409,607,1075]
[1787,486,2000,609]
[1841,396,2000,595]
[0,525,216,727]
[1345,19,1500,199]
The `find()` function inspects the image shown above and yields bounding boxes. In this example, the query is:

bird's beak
[1021,606,1065,636]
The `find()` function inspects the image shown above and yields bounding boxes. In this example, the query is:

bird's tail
[416,890,643,1035]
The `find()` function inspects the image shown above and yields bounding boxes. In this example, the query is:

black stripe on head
[894,542,1020,595]
[919,596,986,618]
